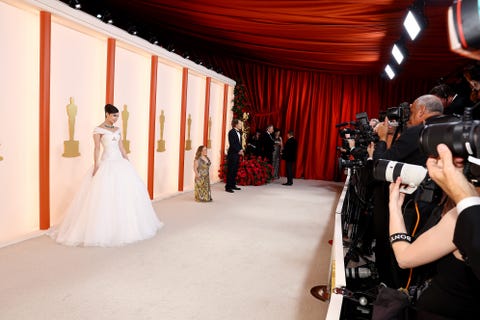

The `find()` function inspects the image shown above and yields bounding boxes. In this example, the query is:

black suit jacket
[373,115,459,166]
[373,124,426,166]
[283,137,297,161]
[259,131,275,158]
[453,205,480,279]
[228,128,242,155]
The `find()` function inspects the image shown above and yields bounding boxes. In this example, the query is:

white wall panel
[209,81,226,183]
[114,45,151,183]
[0,2,39,244]
[225,85,234,155]
[153,61,182,199]
[183,72,206,191]
[50,21,107,224]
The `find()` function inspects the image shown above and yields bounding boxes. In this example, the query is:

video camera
[336,112,378,168]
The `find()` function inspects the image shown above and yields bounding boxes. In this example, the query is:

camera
[355,112,379,146]
[420,104,480,183]
[373,159,427,194]
[345,266,375,279]
[339,158,364,170]
[373,159,442,202]
[378,102,410,128]
[336,112,379,169]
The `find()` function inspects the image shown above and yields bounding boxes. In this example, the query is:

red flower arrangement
[218,155,274,186]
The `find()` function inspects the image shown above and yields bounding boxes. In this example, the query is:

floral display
[219,155,274,186]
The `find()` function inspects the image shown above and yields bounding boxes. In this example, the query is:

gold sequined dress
[194,157,212,202]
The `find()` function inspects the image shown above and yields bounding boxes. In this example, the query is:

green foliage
[232,83,248,119]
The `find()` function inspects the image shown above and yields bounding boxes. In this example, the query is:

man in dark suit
[259,124,275,163]
[226,119,243,193]
[426,143,480,279]
[282,130,297,186]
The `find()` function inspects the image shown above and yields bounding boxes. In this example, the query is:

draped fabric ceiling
[76,0,473,180]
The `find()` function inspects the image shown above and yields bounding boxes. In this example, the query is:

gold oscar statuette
[122,104,131,154]
[185,113,192,151]
[207,116,212,149]
[63,97,80,157]
[241,112,249,151]
[157,109,166,152]
[0,144,3,161]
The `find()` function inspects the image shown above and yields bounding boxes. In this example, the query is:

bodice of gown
[94,127,122,161]
[198,158,211,177]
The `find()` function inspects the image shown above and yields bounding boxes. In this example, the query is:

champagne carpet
[0,179,342,320]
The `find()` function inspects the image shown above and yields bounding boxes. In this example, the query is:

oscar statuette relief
[241,112,249,150]
[122,104,131,154]
[63,97,80,157]
[185,113,192,150]
[207,116,212,149]
[157,110,166,152]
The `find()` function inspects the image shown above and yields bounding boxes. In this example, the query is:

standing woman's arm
[193,159,199,179]
[93,133,102,176]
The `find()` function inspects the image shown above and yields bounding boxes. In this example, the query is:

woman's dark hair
[104,104,119,114]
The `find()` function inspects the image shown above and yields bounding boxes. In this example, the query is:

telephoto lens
[345,267,372,279]
[419,120,480,159]
[373,159,427,193]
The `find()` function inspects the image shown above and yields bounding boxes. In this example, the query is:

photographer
[426,143,480,279]
[388,174,480,319]
[371,94,452,288]
[373,94,447,164]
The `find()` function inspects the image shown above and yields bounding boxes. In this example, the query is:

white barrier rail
[325,169,350,320]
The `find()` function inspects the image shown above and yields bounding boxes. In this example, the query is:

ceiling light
[128,26,138,35]
[96,10,113,24]
[392,44,405,64]
[68,0,81,9]
[385,65,396,80]
[403,10,422,41]
[148,36,159,45]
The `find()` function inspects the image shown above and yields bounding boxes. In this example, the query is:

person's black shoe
[225,189,234,193]
[232,186,241,190]
[282,183,292,186]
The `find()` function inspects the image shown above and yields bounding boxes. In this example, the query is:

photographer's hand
[426,144,477,204]
[367,142,374,158]
[347,139,355,150]
[376,117,389,141]
[389,177,406,211]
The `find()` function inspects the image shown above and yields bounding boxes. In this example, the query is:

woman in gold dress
[193,145,212,202]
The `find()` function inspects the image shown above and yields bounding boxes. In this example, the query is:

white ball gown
[49,126,163,247]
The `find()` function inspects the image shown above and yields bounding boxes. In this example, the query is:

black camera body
[355,112,379,147]
[420,104,480,183]
[336,112,378,169]
[386,103,410,123]
[339,158,364,170]
[379,102,410,132]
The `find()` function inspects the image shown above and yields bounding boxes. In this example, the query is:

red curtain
[215,58,434,181]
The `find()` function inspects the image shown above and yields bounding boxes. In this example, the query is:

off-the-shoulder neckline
[95,126,120,134]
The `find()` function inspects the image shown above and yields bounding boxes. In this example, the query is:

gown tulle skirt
[49,157,163,247]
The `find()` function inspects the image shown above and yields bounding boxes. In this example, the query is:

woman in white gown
[50,104,163,247]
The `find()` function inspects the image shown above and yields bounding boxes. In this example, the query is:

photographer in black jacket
[371,94,456,288]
